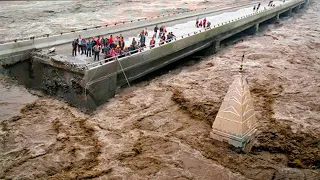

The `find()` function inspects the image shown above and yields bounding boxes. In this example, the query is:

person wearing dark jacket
[86,39,93,57]
[119,39,125,50]
[257,3,261,10]
[92,37,97,47]
[166,33,172,43]
[159,26,163,38]
[207,21,211,28]
[81,38,87,55]
[154,25,159,38]
[72,39,77,56]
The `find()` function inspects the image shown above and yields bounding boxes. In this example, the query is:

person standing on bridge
[96,36,101,48]
[203,18,207,28]
[77,35,82,54]
[101,36,106,54]
[150,37,156,48]
[115,36,119,47]
[81,38,87,55]
[119,38,125,50]
[257,3,261,11]
[86,38,93,57]
[159,26,163,38]
[268,1,273,6]
[144,28,148,36]
[163,26,167,35]
[109,35,114,48]
[91,36,97,47]
[93,44,100,61]
[196,16,199,28]
[160,33,166,46]
[207,21,211,28]
[132,38,137,47]
[72,39,77,57]
[166,32,172,43]
[170,32,176,39]
[154,25,159,38]
[139,31,146,48]
[199,20,203,28]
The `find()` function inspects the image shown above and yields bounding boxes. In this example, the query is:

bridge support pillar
[293,5,300,13]
[301,0,309,8]
[254,23,259,33]
[213,41,220,52]
[247,23,259,35]
[283,8,293,17]
[276,13,280,21]
[288,8,293,16]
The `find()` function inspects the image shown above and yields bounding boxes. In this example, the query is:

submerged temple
[210,75,257,150]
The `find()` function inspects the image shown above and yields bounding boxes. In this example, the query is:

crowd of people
[153,25,177,45]
[195,17,211,28]
[72,34,133,61]
[70,0,287,62]
[254,1,278,11]
[71,25,177,62]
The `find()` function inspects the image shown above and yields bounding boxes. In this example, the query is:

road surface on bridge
[43,0,287,67]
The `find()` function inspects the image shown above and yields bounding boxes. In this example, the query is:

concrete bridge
[0,0,309,109]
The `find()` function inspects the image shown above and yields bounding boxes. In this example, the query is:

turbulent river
[0,0,319,179]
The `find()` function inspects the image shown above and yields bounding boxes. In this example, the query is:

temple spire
[210,53,257,151]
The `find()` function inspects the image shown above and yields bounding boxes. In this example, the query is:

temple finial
[239,52,245,73]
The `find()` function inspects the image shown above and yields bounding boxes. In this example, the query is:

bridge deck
[39,0,287,68]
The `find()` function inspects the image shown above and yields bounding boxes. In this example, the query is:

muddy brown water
[1,0,320,179]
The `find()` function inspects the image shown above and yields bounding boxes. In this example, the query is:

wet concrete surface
[0,0,319,179]
[40,0,267,66]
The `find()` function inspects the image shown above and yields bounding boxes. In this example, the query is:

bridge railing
[0,0,256,45]
[83,1,290,70]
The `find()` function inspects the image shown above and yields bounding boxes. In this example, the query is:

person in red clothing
[107,47,118,58]
[109,35,113,44]
[109,35,114,48]
[96,36,101,46]
[203,18,207,28]
[150,37,156,48]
